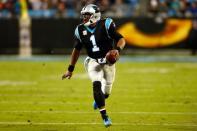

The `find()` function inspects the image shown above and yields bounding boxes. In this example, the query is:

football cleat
[93,101,98,110]
[103,116,112,127]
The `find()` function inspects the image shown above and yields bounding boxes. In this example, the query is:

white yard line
[0,122,196,127]
[0,101,89,105]
[0,101,197,105]
[0,94,196,99]
[0,111,197,115]
[0,80,37,86]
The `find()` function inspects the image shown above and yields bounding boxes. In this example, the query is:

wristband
[115,47,121,53]
[68,65,75,72]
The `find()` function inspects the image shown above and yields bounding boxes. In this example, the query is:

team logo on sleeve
[83,30,87,35]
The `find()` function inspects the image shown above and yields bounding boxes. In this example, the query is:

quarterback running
[62,4,125,127]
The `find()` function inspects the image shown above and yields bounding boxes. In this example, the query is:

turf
[0,58,197,131]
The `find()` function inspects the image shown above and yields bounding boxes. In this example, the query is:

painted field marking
[0,101,197,106]
[0,122,196,127]
[0,111,197,115]
[0,93,196,99]
[0,80,37,86]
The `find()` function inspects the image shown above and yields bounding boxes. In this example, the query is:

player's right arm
[62,26,83,80]
[62,48,80,79]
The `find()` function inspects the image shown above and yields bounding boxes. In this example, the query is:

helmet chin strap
[84,21,91,26]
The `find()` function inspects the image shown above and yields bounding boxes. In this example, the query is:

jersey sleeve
[105,18,123,42]
[74,39,83,50]
[74,26,83,50]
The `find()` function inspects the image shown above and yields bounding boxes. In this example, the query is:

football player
[62,4,125,127]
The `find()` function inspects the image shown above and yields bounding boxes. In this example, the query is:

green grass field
[0,56,197,131]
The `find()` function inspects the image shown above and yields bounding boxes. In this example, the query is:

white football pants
[84,57,115,95]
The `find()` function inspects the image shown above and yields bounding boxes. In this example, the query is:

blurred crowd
[0,0,139,18]
[148,0,197,18]
[0,0,197,18]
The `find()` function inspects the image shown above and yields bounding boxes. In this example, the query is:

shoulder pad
[105,18,113,30]
[74,26,82,42]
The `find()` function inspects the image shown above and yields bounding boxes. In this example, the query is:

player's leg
[101,79,107,98]
[102,64,116,98]
[84,57,112,127]
[101,78,110,99]
[100,64,115,126]
[92,80,112,127]
[84,57,105,108]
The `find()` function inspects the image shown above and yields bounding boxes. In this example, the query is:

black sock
[93,81,105,108]
[100,108,108,120]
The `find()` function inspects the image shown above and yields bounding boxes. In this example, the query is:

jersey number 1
[90,35,100,52]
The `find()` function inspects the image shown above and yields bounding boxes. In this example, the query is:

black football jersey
[74,18,123,59]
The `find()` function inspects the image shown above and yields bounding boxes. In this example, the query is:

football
[106,50,119,64]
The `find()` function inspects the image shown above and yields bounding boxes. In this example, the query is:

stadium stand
[0,0,197,55]
[148,0,197,18]
[0,0,140,18]
[0,0,197,18]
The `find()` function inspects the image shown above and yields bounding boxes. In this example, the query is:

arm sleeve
[108,22,123,42]
[74,39,83,51]
[74,26,83,51]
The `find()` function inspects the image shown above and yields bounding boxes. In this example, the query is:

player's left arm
[108,21,126,51]
[108,21,126,53]
[116,37,125,52]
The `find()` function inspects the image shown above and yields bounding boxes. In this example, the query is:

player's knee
[104,82,113,95]
[105,94,109,99]
[93,81,102,93]
[106,82,113,88]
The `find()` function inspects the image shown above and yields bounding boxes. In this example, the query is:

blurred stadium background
[0,0,197,130]
[0,0,197,55]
